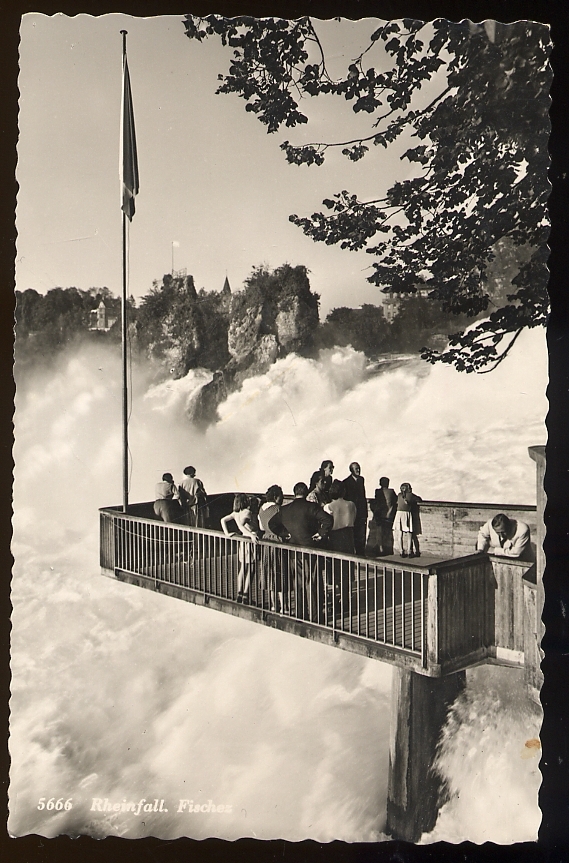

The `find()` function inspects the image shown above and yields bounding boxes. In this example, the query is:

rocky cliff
[136,264,320,424]
[225,264,319,387]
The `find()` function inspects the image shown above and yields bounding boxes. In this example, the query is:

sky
[16,14,431,314]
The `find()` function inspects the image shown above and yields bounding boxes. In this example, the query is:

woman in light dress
[220,493,260,604]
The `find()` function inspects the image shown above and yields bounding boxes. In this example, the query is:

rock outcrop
[135,273,230,379]
[137,264,320,427]
[276,295,319,353]
[225,264,319,385]
[189,370,228,429]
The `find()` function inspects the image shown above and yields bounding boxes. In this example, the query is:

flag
[172,240,180,248]
[121,54,139,221]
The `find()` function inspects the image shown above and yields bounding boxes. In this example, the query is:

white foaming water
[11,329,546,839]
[136,329,546,503]
[423,665,542,844]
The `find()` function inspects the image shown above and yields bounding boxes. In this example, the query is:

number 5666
[37,797,73,811]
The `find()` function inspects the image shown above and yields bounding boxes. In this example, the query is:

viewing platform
[99,498,537,678]
[99,447,545,841]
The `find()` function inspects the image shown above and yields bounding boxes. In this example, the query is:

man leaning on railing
[475,513,532,560]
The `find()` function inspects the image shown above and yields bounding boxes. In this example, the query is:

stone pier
[386,667,466,842]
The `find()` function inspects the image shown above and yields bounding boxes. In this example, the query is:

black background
[1,1,568,862]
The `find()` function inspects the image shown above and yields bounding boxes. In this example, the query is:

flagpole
[121,29,129,514]
[120,28,139,513]
[122,206,129,513]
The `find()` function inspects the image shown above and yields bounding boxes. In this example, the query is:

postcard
[11,12,550,843]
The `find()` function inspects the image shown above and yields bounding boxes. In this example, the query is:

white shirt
[476,518,531,559]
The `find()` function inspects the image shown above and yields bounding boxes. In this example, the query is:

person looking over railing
[324,480,356,554]
[259,485,289,613]
[178,465,208,527]
[393,483,422,558]
[476,513,532,560]
[268,482,333,622]
[220,493,260,604]
[367,476,397,557]
[342,462,368,555]
[154,473,181,523]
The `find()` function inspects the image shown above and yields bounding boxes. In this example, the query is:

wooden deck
[100,506,536,677]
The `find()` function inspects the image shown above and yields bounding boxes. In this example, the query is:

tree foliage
[317,304,390,356]
[15,287,122,367]
[184,15,551,371]
[135,274,231,375]
[317,296,473,357]
[238,262,319,315]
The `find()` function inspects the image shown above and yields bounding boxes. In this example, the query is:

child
[393,483,422,558]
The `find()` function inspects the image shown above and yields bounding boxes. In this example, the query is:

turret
[97,300,107,329]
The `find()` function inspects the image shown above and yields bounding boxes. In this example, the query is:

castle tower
[96,300,107,329]
[220,276,232,312]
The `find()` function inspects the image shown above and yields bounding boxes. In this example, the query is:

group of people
[304,461,423,559]
[216,460,424,612]
[154,459,532,618]
[154,466,208,527]
[154,459,424,558]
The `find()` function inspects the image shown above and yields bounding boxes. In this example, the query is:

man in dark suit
[269,482,333,622]
[343,462,368,556]
[369,476,397,556]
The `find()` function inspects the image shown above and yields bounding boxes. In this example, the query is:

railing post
[99,512,116,573]
[426,572,439,674]
[527,445,545,697]
[100,508,426,662]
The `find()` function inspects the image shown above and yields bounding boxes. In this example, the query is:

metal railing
[101,508,430,666]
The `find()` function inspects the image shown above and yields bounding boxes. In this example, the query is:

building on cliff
[89,300,117,332]
[382,287,431,323]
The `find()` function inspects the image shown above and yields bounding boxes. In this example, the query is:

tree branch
[475,328,524,373]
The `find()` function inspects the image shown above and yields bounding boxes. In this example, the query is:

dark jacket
[343,474,368,521]
[308,470,332,503]
[268,498,333,548]
[371,487,397,523]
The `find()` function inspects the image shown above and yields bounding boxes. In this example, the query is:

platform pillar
[386,667,466,842]
[527,445,545,696]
